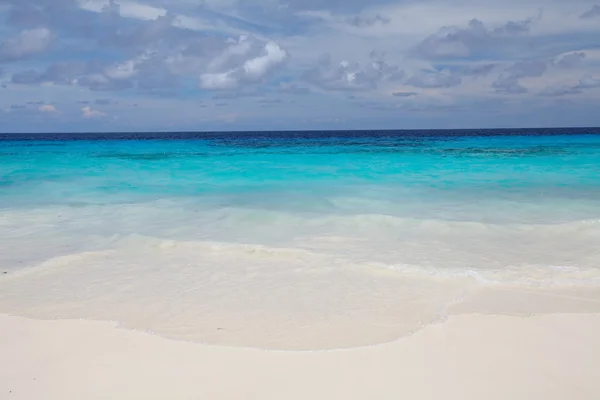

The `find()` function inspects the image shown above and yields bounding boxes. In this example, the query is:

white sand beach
[2,312,600,400]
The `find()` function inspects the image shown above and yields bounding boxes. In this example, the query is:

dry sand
[2,312,600,400]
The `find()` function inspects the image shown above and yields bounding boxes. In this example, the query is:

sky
[0,0,599,132]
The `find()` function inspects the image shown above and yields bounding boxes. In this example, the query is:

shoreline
[2,312,600,400]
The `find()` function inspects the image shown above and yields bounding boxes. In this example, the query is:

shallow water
[1,129,600,349]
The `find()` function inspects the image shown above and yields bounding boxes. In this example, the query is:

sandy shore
[2,313,599,400]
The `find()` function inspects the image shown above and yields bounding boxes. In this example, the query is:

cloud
[492,60,548,94]
[11,61,87,85]
[105,11,179,48]
[81,107,106,118]
[414,18,532,59]
[537,74,600,97]
[492,75,527,94]
[304,52,404,91]
[10,34,286,94]
[576,76,600,90]
[197,37,287,90]
[0,28,54,62]
[95,98,117,105]
[346,14,390,28]
[4,0,79,29]
[554,52,586,69]
[462,64,497,77]
[406,69,461,89]
[580,5,600,19]
[10,54,176,92]
[277,0,390,12]
[505,60,547,78]
[38,104,57,113]
[0,0,599,131]
[392,91,417,97]
[539,85,582,97]
[277,82,310,95]
[101,0,121,19]
[257,98,284,107]
[211,89,262,99]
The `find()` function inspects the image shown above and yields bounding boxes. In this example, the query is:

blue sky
[0,0,599,132]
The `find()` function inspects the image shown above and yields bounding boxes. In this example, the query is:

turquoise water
[3,133,600,213]
[1,130,600,349]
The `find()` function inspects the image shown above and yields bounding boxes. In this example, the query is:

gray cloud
[101,0,121,19]
[104,12,181,49]
[278,0,393,12]
[392,91,417,97]
[5,0,98,42]
[4,0,78,24]
[11,70,43,84]
[406,69,462,88]
[3,0,286,95]
[492,60,547,94]
[11,58,136,91]
[555,52,586,68]
[305,52,404,91]
[539,85,582,97]
[258,98,285,108]
[0,28,54,62]
[576,76,600,89]
[258,98,283,104]
[10,35,287,95]
[580,5,600,19]
[95,98,117,105]
[78,74,135,91]
[415,18,532,59]
[537,74,600,97]
[358,98,463,113]
[211,89,262,99]
[462,63,497,77]
[492,75,527,94]
[507,60,547,78]
[278,82,310,95]
[346,15,390,28]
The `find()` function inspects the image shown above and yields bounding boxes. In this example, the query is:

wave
[4,234,600,288]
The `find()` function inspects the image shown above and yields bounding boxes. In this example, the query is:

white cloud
[105,57,145,80]
[198,37,287,89]
[38,104,57,113]
[82,106,107,118]
[79,0,166,20]
[78,0,241,35]
[243,42,287,80]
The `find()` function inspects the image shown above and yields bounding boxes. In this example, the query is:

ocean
[1,128,600,349]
